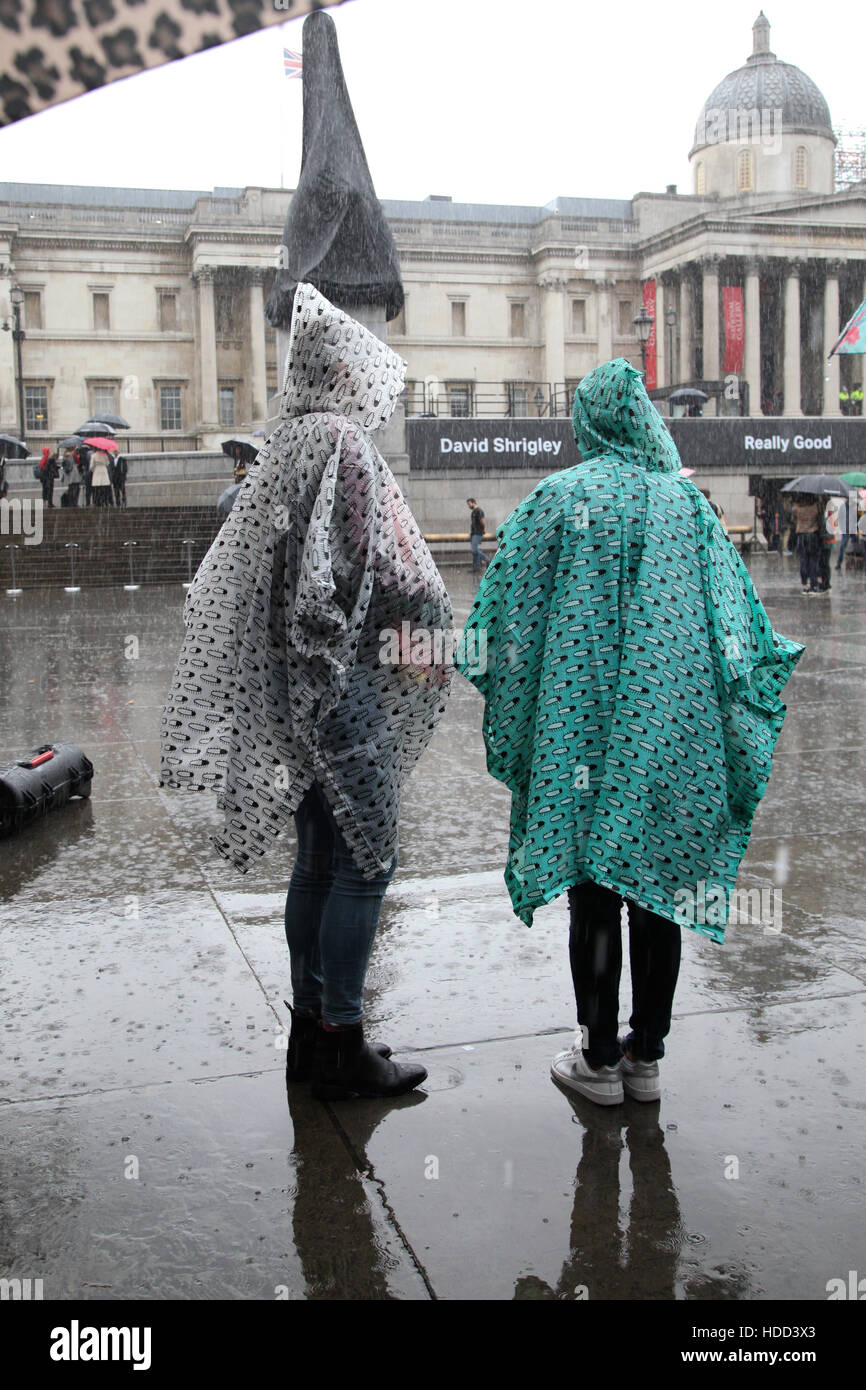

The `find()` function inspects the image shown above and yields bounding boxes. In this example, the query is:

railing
[406,382,575,419]
[24,433,202,454]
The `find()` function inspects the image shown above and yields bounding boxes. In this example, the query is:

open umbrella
[839,471,866,487]
[79,413,130,430]
[669,388,709,404]
[221,438,259,464]
[82,436,119,453]
[781,475,851,496]
[75,422,116,436]
[216,483,243,518]
[0,434,28,458]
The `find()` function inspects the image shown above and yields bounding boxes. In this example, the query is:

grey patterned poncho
[160,284,454,876]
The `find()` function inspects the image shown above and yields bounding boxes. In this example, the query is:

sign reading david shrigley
[407,419,577,471]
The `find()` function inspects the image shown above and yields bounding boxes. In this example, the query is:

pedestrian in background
[792,493,820,594]
[467,497,489,573]
[89,448,113,507]
[457,358,802,1106]
[111,452,128,508]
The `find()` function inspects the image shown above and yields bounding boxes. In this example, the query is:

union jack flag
[284,48,303,79]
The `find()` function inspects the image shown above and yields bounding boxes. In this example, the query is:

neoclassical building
[1,12,864,448]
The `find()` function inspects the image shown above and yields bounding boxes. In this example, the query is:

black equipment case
[0,743,93,837]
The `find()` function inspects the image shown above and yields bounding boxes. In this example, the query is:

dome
[691,12,834,155]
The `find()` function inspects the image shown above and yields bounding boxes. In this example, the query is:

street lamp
[665,305,677,389]
[4,286,26,442]
[633,305,653,378]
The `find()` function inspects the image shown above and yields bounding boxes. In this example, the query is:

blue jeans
[470,533,488,571]
[284,781,398,1026]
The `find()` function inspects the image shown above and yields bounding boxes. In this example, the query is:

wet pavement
[0,551,864,1301]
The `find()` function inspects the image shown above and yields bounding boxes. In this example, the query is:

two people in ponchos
[161,287,801,1106]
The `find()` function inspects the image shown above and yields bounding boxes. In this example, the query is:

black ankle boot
[311,1022,428,1101]
[285,1005,320,1082]
[284,1003,393,1084]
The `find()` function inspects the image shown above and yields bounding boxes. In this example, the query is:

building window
[695,161,706,195]
[565,379,583,414]
[446,381,473,416]
[509,302,526,338]
[158,292,178,332]
[505,381,530,415]
[737,148,754,192]
[91,383,118,418]
[92,292,110,330]
[795,146,808,188]
[22,291,43,330]
[451,301,466,337]
[24,384,49,432]
[571,299,586,334]
[219,386,236,427]
[618,300,634,334]
[215,291,234,333]
[160,385,182,432]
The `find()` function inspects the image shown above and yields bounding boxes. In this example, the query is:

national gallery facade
[1,14,864,450]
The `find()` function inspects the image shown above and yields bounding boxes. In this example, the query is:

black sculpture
[266,9,404,328]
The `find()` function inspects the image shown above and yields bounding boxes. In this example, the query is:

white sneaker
[551,1041,623,1106]
[619,1049,661,1102]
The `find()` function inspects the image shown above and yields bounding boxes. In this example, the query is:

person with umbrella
[790,493,821,594]
[86,438,116,507]
[456,358,802,1105]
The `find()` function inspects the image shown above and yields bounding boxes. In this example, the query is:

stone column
[248,270,268,425]
[194,267,218,429]
[822,261,842,417]
[701,256,721,382]
[655,278,667,389]
[783,263,802,417]
[593,275,614,366]
[539,276,567,404]
[744,258,762,417]
[679,273,693,382]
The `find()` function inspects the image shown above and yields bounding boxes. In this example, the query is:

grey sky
[0,0,861,206]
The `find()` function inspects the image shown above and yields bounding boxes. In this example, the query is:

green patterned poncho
[456,359,803,941]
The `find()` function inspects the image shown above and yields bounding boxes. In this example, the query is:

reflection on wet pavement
[0,551,864,1299]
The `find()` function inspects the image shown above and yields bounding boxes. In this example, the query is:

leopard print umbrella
[0,0,351,125]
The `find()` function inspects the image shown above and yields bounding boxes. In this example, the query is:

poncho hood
[281,282,407,433]
[573,357,681,473]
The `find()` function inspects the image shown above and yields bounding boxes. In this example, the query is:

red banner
[642,281,657,389]
[722,286,745,373]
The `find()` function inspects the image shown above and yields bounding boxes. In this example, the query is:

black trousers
[568,879,681,1067]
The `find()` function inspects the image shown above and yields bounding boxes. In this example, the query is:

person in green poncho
[456,358,803,1107]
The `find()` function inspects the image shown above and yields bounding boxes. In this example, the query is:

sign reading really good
[667,418,866,468]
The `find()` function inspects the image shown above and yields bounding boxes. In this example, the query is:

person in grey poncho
[161,284,454,1100]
